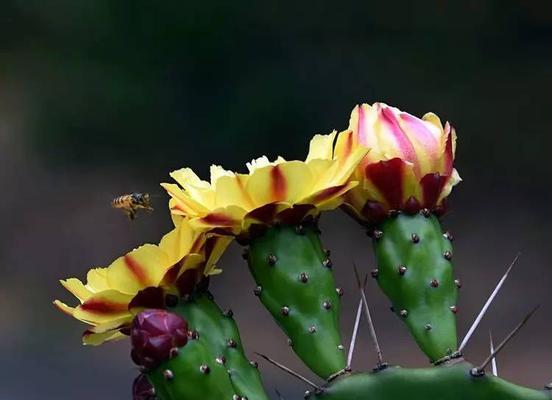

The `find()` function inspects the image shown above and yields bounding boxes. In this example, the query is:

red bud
[130,309,188,369]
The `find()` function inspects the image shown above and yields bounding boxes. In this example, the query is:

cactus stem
[472,305,539,377]
[459,253,520,352]
[254,352,322,391]
[354,264,384,367]
[489,330,498,376]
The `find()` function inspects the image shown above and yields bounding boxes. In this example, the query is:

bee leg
[127,210,136,220]
[145,206,154,213]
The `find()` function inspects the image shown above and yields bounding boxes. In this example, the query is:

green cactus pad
[247,224,346,379]
[312,362,551,400]
[372,213,457,362]
[169,293,269,400]
[146,335,236,400]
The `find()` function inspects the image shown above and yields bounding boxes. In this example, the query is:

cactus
[54,101,552,400]
[370,211,457,363]
[246,222,346,379]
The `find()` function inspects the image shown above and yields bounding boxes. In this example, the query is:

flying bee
[111,193,154,220]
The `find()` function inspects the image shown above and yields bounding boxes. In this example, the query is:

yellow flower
[53,219,231,345]
[161,131,369,237]
[337,102,461,223]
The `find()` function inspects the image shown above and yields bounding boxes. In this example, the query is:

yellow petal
[328,146,369,186]
[306,131,337,162]
[422,112,444,131]
[302,181,358,210]
[246,156,286,173]
[204,235,233,272]
[74,290,133,324]
[190,206,246,235]
[60,278,93,303]
[86,268,110,293]
[246,161,314,206]
[170,167,209,189]
[53,300,76,316]
[106,244,170,295]
[159,220,204,266]
[83,330,126,346]
[161,183,209,215]
[214,173,254,209]
[210,165,235,185]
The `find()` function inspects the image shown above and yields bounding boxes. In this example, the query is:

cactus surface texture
[169,293,269,400]
[313,362,551,400]
[247,223,346,379]
[372,212,458,362]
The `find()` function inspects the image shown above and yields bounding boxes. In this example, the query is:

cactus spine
[246,223,346,379]
[371,212,457,362]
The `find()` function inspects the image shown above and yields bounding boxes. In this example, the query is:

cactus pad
[247,224,346,379]
[170,293,269,400]
[372,212,458,362]
[312,362,551,400]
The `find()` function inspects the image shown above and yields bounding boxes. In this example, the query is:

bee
[111,193,154,220]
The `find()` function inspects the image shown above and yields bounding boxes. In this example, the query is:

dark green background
[1,1,550,399]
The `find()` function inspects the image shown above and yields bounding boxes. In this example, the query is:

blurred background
[1,1,551,399]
